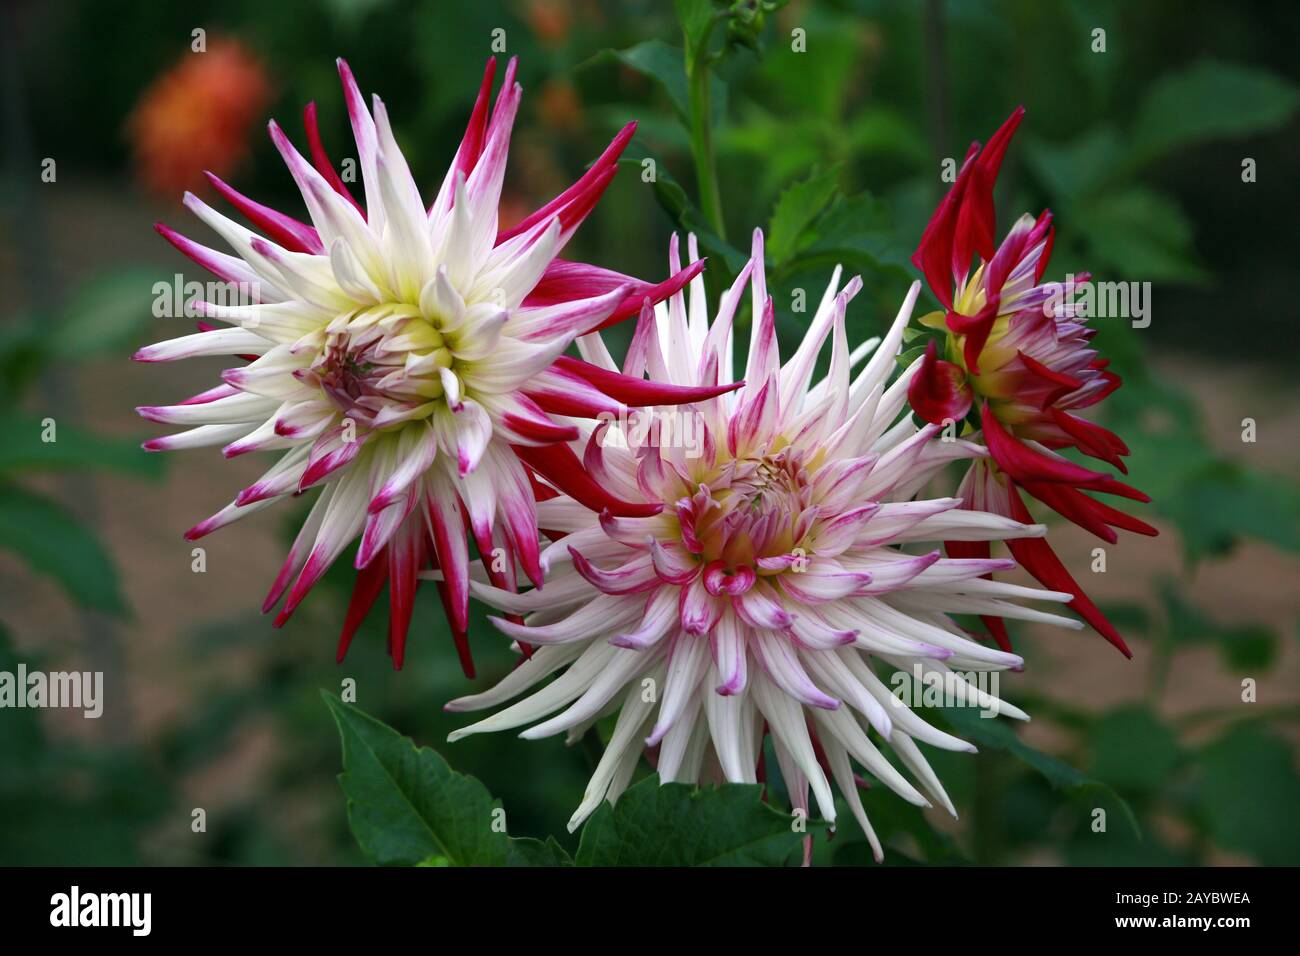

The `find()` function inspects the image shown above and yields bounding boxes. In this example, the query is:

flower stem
[686,15,727,240]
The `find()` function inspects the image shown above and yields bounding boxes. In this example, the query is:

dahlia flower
[127,38,272,198]
[443,231,1086,851]
[907,107,1156,657]
[136,58,725,673]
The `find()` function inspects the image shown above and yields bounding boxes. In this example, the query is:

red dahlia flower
[906,108,1156,657]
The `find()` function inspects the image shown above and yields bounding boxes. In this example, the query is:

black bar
[1,866,1288,939]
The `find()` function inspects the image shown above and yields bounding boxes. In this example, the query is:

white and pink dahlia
[444,232,1086,850]
[135,58,723,673]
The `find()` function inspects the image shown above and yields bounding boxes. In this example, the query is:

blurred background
[0,0,1297,866]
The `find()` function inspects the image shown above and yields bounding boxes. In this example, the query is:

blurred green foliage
[1,0,1297,866]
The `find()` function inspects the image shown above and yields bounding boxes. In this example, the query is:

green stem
[685,17,727,240]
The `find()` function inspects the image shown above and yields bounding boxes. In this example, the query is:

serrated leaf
[507,836,574,867]
[575,774,821,866]
[767,165,842,266]
[0,481,125,614]
[323,693,561,866]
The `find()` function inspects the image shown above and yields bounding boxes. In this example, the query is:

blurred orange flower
[537,78,583,132]
[525,0,573,45]
[127,38,272,198]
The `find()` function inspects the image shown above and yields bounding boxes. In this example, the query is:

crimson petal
[512,441,662,518]
[908,339,973,425]
[553,355,742,407]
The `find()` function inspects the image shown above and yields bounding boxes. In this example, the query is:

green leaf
[895,344,927,370]
[575,774,821,866]
[777,192,914,284]
[1025,126,1123,201]
[1217,626,1280,672]
[833,796,968,866]
[1089,706,1181,793]
[753,7,864,120]
[766,165,842,266]
[599,41,726,128]
[940,706,1140,838]
[323,693,560,866]
[0,481,125,614]
[1160,460,1300,562]
[1190,725,1300,865]
[1073,187,1208,283]
[0,415,163,478]
[1132,60,1299,165]
[507,836,575,867]
[616,152,749,275]
[845,108,929,165]
[53,268,167,361]
[675,0,716,61]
